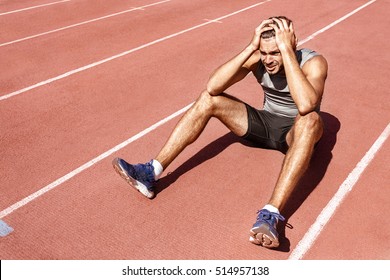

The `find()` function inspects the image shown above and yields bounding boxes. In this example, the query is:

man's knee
[299,111,322,127]
[198,89,213,101]
[294,112,323,139]
[195,89,217,113]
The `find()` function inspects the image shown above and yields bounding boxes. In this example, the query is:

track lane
[302,128,390,259]
[0,0,371,98]
[0,0,268,96]
[0,0,171,47]
[0,0,70,16]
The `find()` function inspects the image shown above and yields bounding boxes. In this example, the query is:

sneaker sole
[112,158,155,199]
[249,223,279,248]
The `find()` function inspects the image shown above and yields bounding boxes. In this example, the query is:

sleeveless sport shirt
[254,48,320,118]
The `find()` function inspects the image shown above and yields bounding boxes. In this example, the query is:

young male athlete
[112,16,328,248]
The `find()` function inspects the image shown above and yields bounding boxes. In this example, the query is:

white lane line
[0,0,271,101]
[289,122,390,260]
[204,19,223,24]
[0,0,378,219]
[0,103,194,220]
[0,0,171,47]
[298,0,377,46]
[0,0,70,16]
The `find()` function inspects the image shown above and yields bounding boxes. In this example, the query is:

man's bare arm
[206,20,273,96]
[271,18,328,115]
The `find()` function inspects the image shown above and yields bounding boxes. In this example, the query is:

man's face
[259,37,283,75]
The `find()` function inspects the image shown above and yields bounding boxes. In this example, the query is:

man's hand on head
[269,17,297,52]
[249,19,274,51]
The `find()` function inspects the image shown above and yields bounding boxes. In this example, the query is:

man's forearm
[206,45,255,95]
[281,48,318,115]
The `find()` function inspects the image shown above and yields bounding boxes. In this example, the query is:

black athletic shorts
[241,104,296,153]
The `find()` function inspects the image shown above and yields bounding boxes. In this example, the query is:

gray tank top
[254,48,320,118]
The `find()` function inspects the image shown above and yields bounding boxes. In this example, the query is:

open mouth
[265,65,277,72]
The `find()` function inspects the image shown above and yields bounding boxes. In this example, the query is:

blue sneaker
[112,157,156,199]
[249,209,285,248]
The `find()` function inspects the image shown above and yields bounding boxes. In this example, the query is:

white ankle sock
[152,159,163,180]
[262,204,280,214]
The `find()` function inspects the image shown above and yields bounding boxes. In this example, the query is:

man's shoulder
[301,50,328,78]
[297,48,322,66]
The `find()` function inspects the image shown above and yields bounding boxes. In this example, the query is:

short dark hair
[260,16,293,39]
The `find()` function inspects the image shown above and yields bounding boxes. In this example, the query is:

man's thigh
[212,92,249,137]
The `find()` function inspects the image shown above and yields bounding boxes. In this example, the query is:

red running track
[0,0,389,260]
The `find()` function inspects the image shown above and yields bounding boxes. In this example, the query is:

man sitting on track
[112,16,328,249]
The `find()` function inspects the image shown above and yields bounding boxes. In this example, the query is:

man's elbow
[297,101,318,116]
[206,82,220,96]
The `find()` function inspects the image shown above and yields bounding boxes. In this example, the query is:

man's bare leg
[155,90,248,169]
[250,111,323,247]
[268,112,323,211]
[113,90,248,198]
